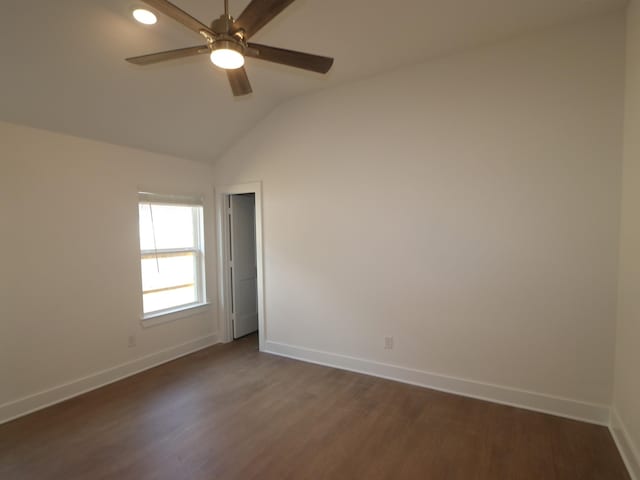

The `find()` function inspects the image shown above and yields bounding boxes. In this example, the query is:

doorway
[228,193,258,339]
[216,182,265,350]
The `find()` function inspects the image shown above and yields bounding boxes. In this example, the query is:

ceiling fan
[126,0,334,96]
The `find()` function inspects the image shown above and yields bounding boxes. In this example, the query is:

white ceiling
[0,0,627,163]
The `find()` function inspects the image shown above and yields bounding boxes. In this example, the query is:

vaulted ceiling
[0,0,627,163]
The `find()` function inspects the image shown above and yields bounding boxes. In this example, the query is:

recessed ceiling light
[133,8,157,25]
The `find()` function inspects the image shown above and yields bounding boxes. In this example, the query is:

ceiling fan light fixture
[210,41,245,70]
[133,8,157,25]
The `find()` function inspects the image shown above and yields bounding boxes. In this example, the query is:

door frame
[215,182,265,351]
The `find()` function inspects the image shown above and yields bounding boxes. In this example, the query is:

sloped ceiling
[0,0,627,163]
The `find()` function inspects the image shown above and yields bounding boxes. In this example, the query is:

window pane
[137,196,205,317]
[141,253,196,293]
[139,204,197,250]
[143,286,197,313]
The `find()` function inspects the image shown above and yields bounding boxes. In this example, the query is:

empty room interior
[2,0,640,478]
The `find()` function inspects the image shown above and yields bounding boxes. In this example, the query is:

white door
[229,194,258,339]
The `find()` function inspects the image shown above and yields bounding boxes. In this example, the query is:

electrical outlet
[384,336,394,350]
[128,335,137,348]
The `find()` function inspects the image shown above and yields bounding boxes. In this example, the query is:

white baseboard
[610,408,640,480]
[0,333,219,425]
[264,340,610,425]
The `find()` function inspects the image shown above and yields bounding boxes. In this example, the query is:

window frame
[137,192,207,322]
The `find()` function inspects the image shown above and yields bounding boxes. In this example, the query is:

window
[138,192,206,318]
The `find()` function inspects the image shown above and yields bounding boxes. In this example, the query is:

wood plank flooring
[0,335,630,479]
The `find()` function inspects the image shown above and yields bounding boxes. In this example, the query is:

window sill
[141,302,211,328]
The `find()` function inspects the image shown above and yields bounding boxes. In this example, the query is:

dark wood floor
[0,335,630,480]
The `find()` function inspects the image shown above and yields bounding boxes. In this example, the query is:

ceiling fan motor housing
[212,15,234,34]
[210,15,247,47]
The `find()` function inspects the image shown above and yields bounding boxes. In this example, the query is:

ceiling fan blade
[246,43,333,74]
[227,67,253,96]
[234,0,295,39]
[141,0,214,35]
[126,45,210,65]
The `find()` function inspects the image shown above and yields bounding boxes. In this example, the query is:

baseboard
[264,340,610,425]
[0,333,219,425]
[610,408,640,480]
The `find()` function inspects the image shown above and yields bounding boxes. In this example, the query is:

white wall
[213,14,625,419]
[0,122,218,422]
[612,1,640,477]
